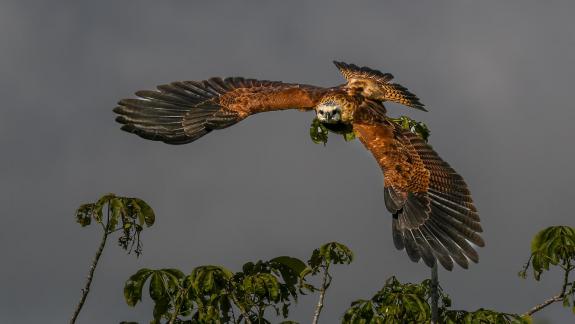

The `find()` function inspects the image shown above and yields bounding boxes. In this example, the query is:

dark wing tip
[415,104,428,112]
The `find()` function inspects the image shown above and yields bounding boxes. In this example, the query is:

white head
[315,100,342,123]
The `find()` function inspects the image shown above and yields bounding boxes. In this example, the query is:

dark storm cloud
[1,0,575,323]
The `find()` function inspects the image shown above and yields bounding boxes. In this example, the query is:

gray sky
[1,0,575,323]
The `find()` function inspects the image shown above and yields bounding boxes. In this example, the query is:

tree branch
[230,294,253,324]
[430,262,439,324]
[523,261,572,317]
[70,220,110,323]
[312,264,331,324]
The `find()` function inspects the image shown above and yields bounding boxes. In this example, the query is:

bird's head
[315,99,343,124]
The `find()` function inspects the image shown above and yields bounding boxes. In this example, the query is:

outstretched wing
[334,61,426,111]
[114,78,328,144]
[353,120,483,270]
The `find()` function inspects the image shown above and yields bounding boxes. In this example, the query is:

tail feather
[413,228,437,268]
[424,222,468,269]
[420,225,454,270]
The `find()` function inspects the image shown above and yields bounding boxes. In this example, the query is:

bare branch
[430,262,439,324]
[523,260,572,317]
[312,264,332,324]
[70,207,111,324]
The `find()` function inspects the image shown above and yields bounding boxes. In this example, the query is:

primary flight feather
[113,61,484,270]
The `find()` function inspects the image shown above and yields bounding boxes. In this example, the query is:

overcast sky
[2,1,575,323]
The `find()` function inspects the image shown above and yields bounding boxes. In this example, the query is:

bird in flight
[113,61,484,270]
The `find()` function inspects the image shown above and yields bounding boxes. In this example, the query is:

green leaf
[523,226,575,280]
[189,265,233,295]
[149,272,165,301]
[343,131,356,142]
[94,193,116,223]
[109,197,124,231]
[270,256,307,276]
[124,268,154,307]
[75,203,94,227]
[133,198,155,226]
[389,116,431,142]
[309,242,354,270]
[309,118,329,145]
[152,298,169,322]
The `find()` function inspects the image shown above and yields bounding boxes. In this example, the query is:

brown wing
[353,120,483,270]
[334,61,426,111]
[114,78,328,144]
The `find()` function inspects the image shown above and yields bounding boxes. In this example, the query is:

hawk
[113,61,484,270]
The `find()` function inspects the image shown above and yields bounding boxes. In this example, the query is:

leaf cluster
[75,193,155,255]
[443,309,530,324]
[299,242,354,292]
[309,115,430,147]
[519,226,575,280]
[342,276,441,323]
[123,258,307,323]
[123,242,355,323]
[519,226,575,313]
[389,115,430,142]
[342,276,528,324]
[309,118,356,145]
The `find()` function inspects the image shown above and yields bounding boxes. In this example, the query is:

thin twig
[523,261,572,317]
[168,288,185,324]
[70,208,111,324]
[312,264,331,324]
[168,278,204,324]
[430,262,439,324]
[231,294,253,324]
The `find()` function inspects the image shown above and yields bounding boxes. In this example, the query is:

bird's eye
[319,111,324,115]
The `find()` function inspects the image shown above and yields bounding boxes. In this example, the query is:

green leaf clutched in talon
[309,118,355,145]
[309,118,329,145]
[310,116,429,146]
[389,115,431,142]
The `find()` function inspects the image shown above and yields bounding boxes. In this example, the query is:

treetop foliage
[75,193,155,255]
[71,195,575,323]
